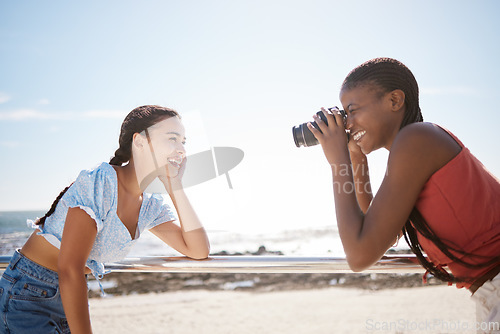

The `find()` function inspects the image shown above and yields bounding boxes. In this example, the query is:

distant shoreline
[0,210,46,213]
[88,270,444,298]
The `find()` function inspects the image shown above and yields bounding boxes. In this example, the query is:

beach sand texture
[89,285,475,334]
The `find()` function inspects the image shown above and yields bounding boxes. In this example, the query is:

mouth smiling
[167,156,183,169]
[352,130,366,142]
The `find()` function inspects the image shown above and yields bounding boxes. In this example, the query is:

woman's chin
[357,141,373,155]
[165,165,180,178]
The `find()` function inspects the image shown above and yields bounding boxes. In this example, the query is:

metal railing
[0,254,423,274]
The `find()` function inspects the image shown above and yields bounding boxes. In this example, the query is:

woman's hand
[159,157,187,195]
[152,155,210,260]
[307,107,350,166]
[347,131,365,159]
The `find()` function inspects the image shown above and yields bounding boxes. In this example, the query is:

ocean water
[0,210,45,234]
[131,225,350,258]
[0,210,45,256]
[0,210,409,258]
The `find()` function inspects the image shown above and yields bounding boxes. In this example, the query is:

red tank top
[415,125,500,289]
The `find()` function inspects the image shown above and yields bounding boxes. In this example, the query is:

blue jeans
[0,250,70,333]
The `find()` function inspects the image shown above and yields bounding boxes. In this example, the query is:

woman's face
[132,116,187,185]
[340,84,401,154]
[146,116,186,177]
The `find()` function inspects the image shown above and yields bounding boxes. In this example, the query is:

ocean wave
[0,231,31,256]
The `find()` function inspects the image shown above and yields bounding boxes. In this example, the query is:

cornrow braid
[343,58,497,284]
[35,183,74,226]
[342,57,423,129]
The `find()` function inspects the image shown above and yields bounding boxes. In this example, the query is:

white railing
[1,254,424,274]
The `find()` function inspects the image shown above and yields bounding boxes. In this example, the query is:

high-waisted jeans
[0,250,70,333]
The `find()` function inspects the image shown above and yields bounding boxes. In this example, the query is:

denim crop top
[28,162,177,281]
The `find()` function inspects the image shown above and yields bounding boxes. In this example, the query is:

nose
[345,113,354,131]
[177,144,186,159]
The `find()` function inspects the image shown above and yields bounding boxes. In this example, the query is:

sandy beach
[89,285,476,334]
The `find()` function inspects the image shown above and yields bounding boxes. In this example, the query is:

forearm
[349,152,373,213]
[59,271,92,333]
[351,154,400,249]
[331,152,367,268]
[308,109,384,271]
[169,189,210,258]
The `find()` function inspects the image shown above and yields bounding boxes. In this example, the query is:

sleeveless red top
[415,125,500,289]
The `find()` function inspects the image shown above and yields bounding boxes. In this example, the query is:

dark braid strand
[109,147,130,166]
[403,208,500,283]
[35,183,73,226]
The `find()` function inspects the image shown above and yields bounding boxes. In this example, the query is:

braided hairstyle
[36,105,179,226]
[109,105,179,166]
[342,57,423,128]
[342,58,496,284]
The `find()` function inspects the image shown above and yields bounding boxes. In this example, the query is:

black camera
[292,108,348,147]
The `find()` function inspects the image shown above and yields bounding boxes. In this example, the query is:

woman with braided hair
[0,105,210,333]
[308,58,500,327]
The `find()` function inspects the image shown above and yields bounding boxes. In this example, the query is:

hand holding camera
[292,107,350,167]
[292,107,349,148]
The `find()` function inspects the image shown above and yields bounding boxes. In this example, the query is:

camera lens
[292,108,347,148]
[292,111,327,147]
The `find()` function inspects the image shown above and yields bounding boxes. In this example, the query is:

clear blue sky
[1,0,499,233]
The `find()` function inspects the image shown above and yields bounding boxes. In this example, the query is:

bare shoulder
[388,122,462,177]
[396,122,460,146]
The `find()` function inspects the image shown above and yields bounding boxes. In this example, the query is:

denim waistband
[8,249,59,285]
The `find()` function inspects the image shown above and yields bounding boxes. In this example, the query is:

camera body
[292,108,348,147]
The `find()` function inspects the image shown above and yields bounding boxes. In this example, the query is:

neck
[114,162,143,197]
[384,111,405,151]
[383,127,401,151]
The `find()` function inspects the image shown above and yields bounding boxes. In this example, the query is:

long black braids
[35,105,179,226]
[343,58,498,284]
[404,209,499,283]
